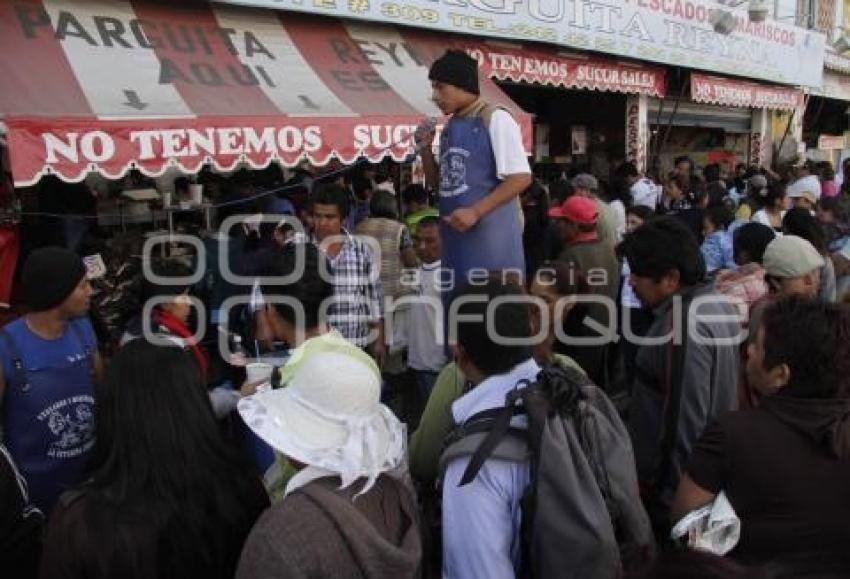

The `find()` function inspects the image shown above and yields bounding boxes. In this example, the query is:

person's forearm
[670,473,717,524]
[473,173,531,219]
[422,149,438,192]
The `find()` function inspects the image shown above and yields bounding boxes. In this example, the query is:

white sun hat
[237,351,405,494]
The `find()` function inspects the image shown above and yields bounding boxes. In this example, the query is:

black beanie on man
[21,247,87,312]
[428,49,480,95]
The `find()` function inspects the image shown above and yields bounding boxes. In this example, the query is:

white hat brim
[237,389,393,472]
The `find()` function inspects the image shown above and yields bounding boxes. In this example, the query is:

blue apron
[439,105,525,289]
[0,321,96,514]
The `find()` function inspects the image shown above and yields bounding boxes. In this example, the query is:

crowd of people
[2,49,850,579]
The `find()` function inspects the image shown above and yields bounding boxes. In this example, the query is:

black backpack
[440,364,654,579]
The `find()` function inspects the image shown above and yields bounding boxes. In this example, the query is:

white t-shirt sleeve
[488,110,530,179]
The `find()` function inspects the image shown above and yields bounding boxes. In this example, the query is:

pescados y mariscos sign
[212,0,825,87]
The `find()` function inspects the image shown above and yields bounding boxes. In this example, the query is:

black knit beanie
[428,49,480,95]
[21,247,86,312]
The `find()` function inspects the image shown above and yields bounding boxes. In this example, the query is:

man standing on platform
[419,49,531,290]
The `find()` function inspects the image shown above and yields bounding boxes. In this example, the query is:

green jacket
[408,354,585,484]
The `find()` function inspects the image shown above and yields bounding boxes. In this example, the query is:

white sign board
[818,135,846,150]
[211,0,826,87]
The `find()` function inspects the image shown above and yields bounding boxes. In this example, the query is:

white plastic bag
[671,491,741,556]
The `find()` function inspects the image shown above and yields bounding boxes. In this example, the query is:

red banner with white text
[6,116,445,185]
[691,73,803,111]
[467,43,666,97]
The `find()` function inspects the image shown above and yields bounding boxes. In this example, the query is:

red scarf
[154,309,209,379]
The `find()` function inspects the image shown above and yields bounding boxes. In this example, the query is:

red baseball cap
[548,196,598,224]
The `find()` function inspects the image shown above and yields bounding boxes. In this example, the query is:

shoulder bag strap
[654,296,691,492]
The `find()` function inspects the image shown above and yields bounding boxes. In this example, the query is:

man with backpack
[619,217,742,531]
[440,279,652,578]
[419,49,531,288]
[440,278,538,579]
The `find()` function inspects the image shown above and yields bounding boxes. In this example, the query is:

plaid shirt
[316,231,384,347]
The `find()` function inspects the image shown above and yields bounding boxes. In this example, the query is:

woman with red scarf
[149,291,209,379]
[121,260,257,416]
[122,260,208,375]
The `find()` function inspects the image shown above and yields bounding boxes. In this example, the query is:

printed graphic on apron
[37,395,96,459]
[440,147,470,198]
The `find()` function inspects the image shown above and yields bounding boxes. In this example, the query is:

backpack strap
[457,385,527,486]
[440,430,529,479]
[443,405,528,450]
[0,328,30,392]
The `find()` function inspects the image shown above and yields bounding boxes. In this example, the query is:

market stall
[0,0,538,339]
[0,0,532,187]
[649,72,804,174]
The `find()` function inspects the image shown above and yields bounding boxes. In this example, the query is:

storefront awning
[691,74,803,111]
[824,52,850,76]
[0,0,531,187]
[465,42,666,97]
[649,99,752,133]
[812,70,850,103]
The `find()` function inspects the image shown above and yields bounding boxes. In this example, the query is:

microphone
[405,117,439,163]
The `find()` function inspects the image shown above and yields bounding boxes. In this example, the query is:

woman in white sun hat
[235,350,421,579]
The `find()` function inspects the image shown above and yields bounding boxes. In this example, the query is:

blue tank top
[439,105,525,288]
[0,317,96,514]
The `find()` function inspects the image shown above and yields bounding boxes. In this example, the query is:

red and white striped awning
[0,0,532,187]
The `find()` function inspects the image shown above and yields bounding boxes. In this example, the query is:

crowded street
[1,0,850,578]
